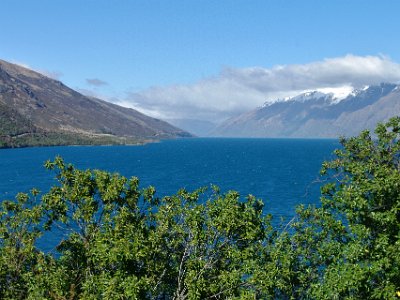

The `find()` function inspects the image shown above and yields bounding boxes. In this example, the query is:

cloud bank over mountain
[211,83,400,138]
[118,55,400,126]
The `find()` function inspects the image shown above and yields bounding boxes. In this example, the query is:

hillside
[211,83,400,138]
[0,59,191,148]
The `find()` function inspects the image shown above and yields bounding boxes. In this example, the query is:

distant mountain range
[210,83,400,138]
[0,59,191,148]
[3,58,399,144]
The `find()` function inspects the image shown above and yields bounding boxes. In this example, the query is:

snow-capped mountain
[262,85,368,107]
[210,83,400,138]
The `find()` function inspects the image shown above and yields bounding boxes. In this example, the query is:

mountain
[0,59,191,148]
[167,118,217,137]
[211,83,400,138]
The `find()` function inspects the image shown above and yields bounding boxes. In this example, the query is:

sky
[1,0,400,132]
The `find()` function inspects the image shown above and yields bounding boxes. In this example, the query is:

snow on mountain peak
[276,86,356,104]
[289,90,331,102]
[262,89,342,107]
[316,85,355,103]
[261,85,381,108]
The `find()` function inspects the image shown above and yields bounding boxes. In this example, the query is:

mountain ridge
[0,59,191,148]
[210,83,400,138]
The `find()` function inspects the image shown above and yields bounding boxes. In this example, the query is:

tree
[0,157,274,299]
[1,118,400,299]
[279,117,400,299]
[0,190,45,299]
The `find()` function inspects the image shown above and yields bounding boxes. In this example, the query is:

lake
[0,138,339,221]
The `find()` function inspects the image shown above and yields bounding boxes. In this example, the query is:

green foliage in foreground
[1,118,400,299]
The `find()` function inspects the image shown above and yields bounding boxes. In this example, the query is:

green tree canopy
[1,156,274,299]
[1,117,400,299]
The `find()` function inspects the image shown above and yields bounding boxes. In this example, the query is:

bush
[1,117,400,299]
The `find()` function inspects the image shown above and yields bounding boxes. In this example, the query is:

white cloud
[41,70,63,80]
[40,70,63,80]
[120,54,400,124]
[12,60,32,69]
[11,60,63,80]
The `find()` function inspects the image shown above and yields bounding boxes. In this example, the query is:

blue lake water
[0,138,339,221]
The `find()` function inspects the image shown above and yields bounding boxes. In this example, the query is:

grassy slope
[0,103,143,148]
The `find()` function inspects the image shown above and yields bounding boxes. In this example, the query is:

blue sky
[1,0,400,128]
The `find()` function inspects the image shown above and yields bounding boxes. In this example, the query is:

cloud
[41,70,63,80]
[11,60,63,80]
[76,88,98,98]
[86,78,108,87]
[12,61,32,69]
[119,54,400,123]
